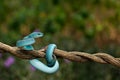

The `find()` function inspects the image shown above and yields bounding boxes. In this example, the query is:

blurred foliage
[0,0,120,80]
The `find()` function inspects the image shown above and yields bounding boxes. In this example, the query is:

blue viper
[16,32,59,73]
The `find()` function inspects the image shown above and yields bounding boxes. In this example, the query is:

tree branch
[0,42,120,68]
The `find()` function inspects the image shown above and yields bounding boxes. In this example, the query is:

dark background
[0,0,120,80]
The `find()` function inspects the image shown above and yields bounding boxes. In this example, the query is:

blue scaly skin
[30,44,59,73]
[24,32,43,39]
[16,32,59,73]
[23,32,43,50]
[16,38,35,47]
[46,44,57,67]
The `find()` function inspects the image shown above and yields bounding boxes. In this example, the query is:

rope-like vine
[0,42,120,68]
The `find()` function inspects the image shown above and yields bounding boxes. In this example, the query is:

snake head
[24,32,44,39]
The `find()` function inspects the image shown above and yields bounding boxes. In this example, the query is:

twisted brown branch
[0,42,120,68]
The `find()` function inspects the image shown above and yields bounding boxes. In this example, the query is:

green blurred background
[0,0,120,80]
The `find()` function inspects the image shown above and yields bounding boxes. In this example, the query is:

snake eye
[38,33,43,36]
[38,33,41,35]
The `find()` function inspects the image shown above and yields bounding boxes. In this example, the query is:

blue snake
[16,32,59,73]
